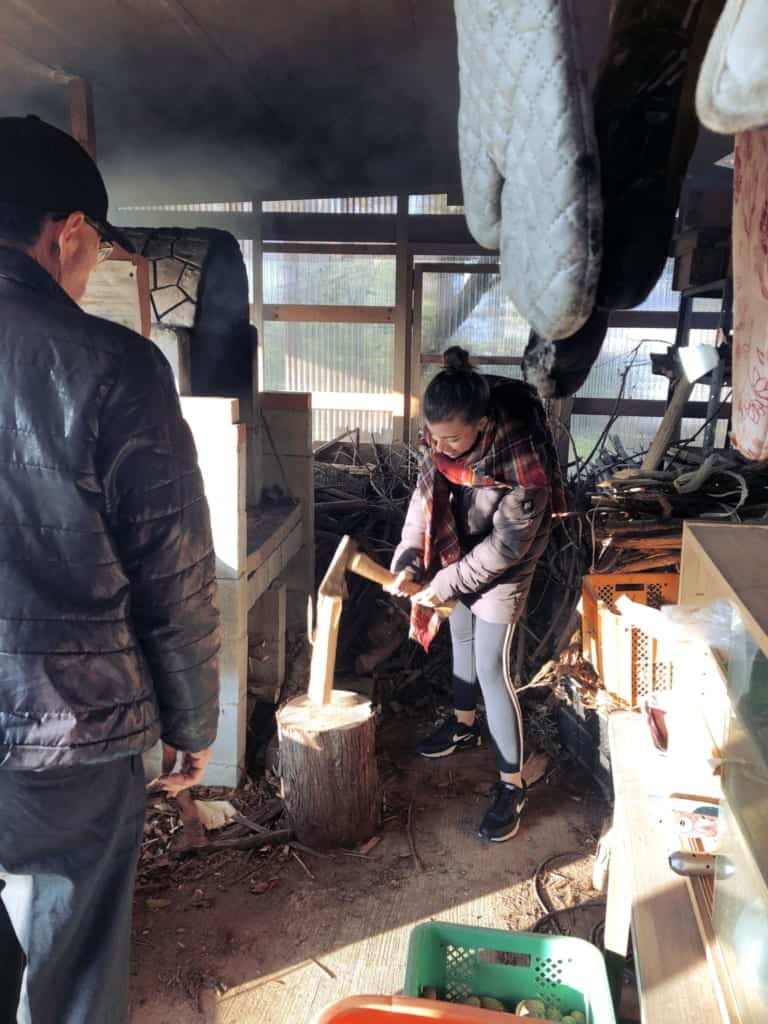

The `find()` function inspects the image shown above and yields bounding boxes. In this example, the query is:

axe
[307,535,454,705]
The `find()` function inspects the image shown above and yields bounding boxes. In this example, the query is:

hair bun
[443,345,472,372]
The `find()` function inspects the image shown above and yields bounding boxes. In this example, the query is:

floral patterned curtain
[733,128,768,460]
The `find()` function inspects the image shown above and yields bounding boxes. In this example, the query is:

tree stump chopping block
[277,690,379,849]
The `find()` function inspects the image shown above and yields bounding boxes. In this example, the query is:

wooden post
[393,191,411,442]
[277,691,379,849]
[69,77,96,159]
[641,379,695,473]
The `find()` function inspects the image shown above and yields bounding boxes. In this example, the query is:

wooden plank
[607,310,719,330]
[609,534,683,550]
[572,397,731,419]
[69,76,95,159]
[680,522,768,659]
[608,711,730,1023]
[262,303,394,323]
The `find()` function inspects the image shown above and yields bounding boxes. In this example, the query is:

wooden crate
[582,572,679,705]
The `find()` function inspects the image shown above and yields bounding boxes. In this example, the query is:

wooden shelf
[606,711,735,1023]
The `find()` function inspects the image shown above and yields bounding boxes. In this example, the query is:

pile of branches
[586,449,768,574]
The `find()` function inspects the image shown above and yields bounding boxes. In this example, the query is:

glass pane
[570,415,662,461]
[409,194,465,215]
[262,196,396,213]
[263,252,395,305]
[262,322,395,443]
[420,272,528,357]
[420,362,520,398]
[693,296,722,313]
[580,327,676,400]
[632,258,678,311]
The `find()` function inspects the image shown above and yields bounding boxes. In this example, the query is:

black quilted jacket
[0,248,220,769]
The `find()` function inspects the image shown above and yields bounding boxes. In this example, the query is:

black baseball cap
[0,115,134,252]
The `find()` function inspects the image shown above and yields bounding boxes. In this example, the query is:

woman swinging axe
[386,346,566,842]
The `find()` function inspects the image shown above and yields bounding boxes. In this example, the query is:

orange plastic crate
[581,572,679,705]
[312,995,544,1023]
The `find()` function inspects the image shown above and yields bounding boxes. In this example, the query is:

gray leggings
[450,602,524,773]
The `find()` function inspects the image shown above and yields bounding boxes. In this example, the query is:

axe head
[677,344,719,384]
[317,534,357,599]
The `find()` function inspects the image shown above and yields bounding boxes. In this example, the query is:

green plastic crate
[403,922,616,1023]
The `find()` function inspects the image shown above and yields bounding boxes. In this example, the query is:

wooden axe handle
[348,551,455,617]
[348,550,401,588]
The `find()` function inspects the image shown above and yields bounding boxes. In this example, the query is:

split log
[608,534,682,550]
[609,553,680,573]
[277,691,379,849]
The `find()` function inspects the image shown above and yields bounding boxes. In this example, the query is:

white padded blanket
[454,0,602,342]
[697,0,768,135]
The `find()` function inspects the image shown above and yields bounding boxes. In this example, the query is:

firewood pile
[586,448,768,574]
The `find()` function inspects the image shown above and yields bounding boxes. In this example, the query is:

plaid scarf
[411,379,566,651]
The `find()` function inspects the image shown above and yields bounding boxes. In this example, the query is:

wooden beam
[409,267,425,441]
[415,262,500,275]
[608,310,719,330]
[262,304,394,324]
[393,192,411,442]
[114,211,478,247]
[262,242,396,255]
[69,77,95,160]
[552,397,575,471]
[572,397,731,419]
[642,380,695,472]
[310,391,402,413]
[420,353,522,366]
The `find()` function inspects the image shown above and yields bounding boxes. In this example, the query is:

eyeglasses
[83,216,114,263]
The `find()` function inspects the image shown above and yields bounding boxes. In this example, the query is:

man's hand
[158,743,212,797]
[384,569,419,598]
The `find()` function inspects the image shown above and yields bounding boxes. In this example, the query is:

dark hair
[423,346,491,424]
[0,202,47,248]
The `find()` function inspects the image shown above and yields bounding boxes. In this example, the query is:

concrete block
[181,396,246,577]
[247,562,271,608]
[203,760,241,788]
[215,577,248,640]
[206,697,246,786]
[260,407,312,457]
[219,631,248,705]
[248,585,287,704]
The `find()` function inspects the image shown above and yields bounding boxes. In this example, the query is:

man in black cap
[0,116,221,1023]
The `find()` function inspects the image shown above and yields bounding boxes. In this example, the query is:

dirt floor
[129,706,613,1024]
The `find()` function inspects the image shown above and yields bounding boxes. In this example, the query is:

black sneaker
[415,716,482,759]
[478,781,528,842]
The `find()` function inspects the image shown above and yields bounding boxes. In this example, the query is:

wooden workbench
[605,711,735,1023]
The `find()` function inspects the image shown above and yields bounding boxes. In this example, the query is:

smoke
[1,0,460,209]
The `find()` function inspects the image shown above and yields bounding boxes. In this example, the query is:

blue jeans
[0,756,145,1024]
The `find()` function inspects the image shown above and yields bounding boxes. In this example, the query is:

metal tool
[669,850,735,878]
